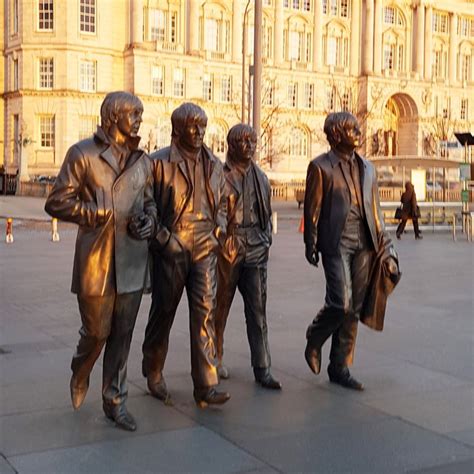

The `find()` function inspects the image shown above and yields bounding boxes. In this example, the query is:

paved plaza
[0,196,473,473]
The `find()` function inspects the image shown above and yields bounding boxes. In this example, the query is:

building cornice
[3,89,106,100]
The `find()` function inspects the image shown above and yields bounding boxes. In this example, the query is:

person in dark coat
[142,103,230,408]
[396,181,422,239]
[45,91,157,431]
[303,112,399,390]
[215,124,281,390]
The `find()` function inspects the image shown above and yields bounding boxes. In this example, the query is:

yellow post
[51,218,60,242]
[5,218,14,243]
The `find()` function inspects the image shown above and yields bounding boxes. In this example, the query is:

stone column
[274,0,284,65]
[363,0,374,74]
[424,4,433,80]
[414,2,425,76]
[188,0,199,53]
[350,0,361,75]
[313,0,323,70]
[373,0,382,74]
[449,13,457,84]
[232,0,242,62]
[132,0,144,44]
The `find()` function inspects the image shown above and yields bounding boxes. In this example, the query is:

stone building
[2,0,473,182]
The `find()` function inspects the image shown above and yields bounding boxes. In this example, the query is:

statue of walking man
[45,91,156,431]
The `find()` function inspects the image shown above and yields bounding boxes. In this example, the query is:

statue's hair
[100,91,143,129]
[171,103,207,138]
[226,123,257,162]
[323,112,358,148]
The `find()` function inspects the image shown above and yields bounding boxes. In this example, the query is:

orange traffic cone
[298,216,304,233]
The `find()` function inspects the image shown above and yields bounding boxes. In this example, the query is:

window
[432,12,448,34]
[79,0,96,34]
[202,73,213,101]
[208,124,226,155]
[155,118,172,149]
[13,58,18,90]
[39,58,54,89]
[287,82,297,108]
[149,9,165,41]
[80,60,96,92]
[79,116,98,140]
[327,87,336,111]
[39,115,55,148]
[286,29,311,62]
[304,83,314,109]
[289,128,308,157]
[460,99,468,120]
[205,19,219,51]
[263,24,273,59]
[151,66,164,95]
[432,49,447,79]
[170,12,177,43]
[221,75,232,103]
[38,0,54,30]
[323,0,351,18]
[289,31,303,61]
[384,7,395,24]
[341,91,350,110]
[264,81,274,106]
[460,54,471,82]
[12,0,19,33]
[325,35,349,67]
[173,68,184,97]
[457,17,474,38]
[384,44,395,70]
[287,0,311,11]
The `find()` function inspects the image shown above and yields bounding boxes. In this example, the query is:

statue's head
[227,124,257,166]
[324,112,361,153]
[100,91,143,141]
[171,103,208,152]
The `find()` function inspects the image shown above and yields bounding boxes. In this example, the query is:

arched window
[289,127,309,158]
[207,122,227,158]
[283,16,312,63]
[200,2,231,58]
[458,42,473,82]
[432,39,448,79]
[382,6,406,72]
[323,22,349,68]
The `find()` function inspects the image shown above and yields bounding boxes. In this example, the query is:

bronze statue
[45,91,157,431]
[215,124,281,389]
[142,102,230,407]
[303,112,399,390]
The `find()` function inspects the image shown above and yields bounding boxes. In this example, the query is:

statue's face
[179,116,207,151]
[116,104,143,139]
[234,132,257,164]
[340,120,361,150]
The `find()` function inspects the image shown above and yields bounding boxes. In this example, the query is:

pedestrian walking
[396,182,422,240]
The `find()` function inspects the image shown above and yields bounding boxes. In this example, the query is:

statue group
[45,92,400,432]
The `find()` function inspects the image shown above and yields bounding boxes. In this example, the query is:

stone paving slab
[7,426,266,474]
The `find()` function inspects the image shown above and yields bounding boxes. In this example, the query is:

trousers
[306,239,373,367]
[142,228,219,389]
[215,236,271,369]
[73,290,142,407]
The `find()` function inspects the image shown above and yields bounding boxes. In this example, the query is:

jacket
[45,128,157,296]
[150,142,227,253]
[360,234,402,331]
[304,150,395,257]
[221,160,272,263]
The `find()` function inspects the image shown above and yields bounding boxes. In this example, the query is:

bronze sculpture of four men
[45,92,400,432]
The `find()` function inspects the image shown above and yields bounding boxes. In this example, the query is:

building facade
[2,0,474,182]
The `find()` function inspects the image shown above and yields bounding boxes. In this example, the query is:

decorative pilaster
[188,0,199,53]
[414,1,425,76]
[232,0,242,62]
[313,0,323,71]
[132,0,144,44]
[363,0,374,74]
[274,0,284,65]
[350,0,361,75]
[373,0,382,75]
[449,13,457,84]
[424,4,433,80]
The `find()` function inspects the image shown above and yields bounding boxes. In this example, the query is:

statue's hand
[129,213,153,240]
[305,244,319,267]
[386,256,399,276]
